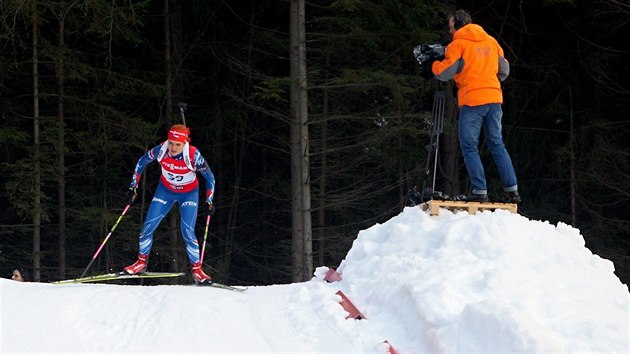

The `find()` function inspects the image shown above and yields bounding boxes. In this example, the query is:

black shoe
[454,193,489,202]
[503,191,521,203]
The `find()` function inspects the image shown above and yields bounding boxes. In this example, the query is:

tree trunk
[569,88,576,227]
[290,0,312,282]
[317,66,329,267]
[298,0,312,281]
[56,2,67,279]
[32,7,42,282]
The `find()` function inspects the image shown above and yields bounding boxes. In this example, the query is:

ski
[54,272,247,292]
[53,272,185,284]
[197,282,248,292]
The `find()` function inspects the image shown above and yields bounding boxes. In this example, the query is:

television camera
[413,44,445,66]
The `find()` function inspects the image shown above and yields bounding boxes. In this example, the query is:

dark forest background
[1,0,628,286]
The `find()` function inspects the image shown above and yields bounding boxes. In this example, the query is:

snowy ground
[1,206,628,353]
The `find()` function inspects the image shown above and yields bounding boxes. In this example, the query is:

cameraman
[429,9,520,203]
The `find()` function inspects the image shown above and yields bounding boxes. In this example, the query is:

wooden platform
[421,199,517,216]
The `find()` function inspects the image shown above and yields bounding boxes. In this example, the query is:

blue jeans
[458,104,517,194]
[138,183,201,263]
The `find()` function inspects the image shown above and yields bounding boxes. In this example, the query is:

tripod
[409,82,449,205]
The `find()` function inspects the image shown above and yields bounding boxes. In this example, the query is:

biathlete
[123,124,215,284]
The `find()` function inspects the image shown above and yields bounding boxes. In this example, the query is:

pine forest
[1,0,628,285]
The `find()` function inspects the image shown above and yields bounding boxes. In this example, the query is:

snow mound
[332,207,629,353]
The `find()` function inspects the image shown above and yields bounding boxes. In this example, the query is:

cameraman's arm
[497,45,510,82]
[432,42,462,81]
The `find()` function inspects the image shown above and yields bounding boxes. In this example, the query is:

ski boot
[123,254,148,275]
[191,262,212,285]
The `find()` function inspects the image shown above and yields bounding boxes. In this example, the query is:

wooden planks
[421,199,518,216]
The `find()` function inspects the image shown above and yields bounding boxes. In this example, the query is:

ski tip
[210,283,248,292]
[192,280,248,292]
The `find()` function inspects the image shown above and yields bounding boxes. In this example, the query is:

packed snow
[1,206,628,353]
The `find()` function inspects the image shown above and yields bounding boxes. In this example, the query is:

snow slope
[1,206,628,353]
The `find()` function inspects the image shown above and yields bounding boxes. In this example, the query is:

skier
[123,124,215,284]
[431,9,520,203]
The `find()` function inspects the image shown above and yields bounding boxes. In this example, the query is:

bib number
[161,169,195,185]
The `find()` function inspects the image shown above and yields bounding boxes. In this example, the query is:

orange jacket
[432,24,509,107]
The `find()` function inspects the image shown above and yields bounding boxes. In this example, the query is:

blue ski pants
[137,183,200,264]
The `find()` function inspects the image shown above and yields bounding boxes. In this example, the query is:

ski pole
[80,204,131,278]
[200,213,211,264]
[178,102,188,126]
